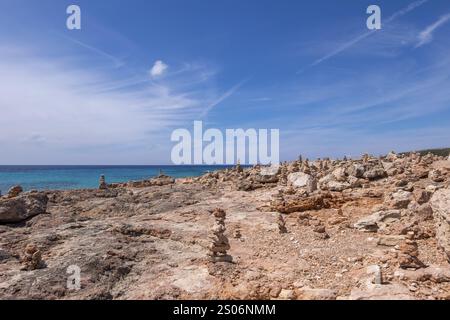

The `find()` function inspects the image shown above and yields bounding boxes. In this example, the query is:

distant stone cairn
[99,175,108,190]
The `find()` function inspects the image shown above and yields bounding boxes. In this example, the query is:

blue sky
[0,0,449,164]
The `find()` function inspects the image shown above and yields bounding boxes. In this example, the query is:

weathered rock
[347,176,363,188]
[415,203,433,221]
[332,167,347,182]
[347,164,365,178]
[364,167,387,180]
[429,169,444,183]
[385,190,412,209]
[237,179,261,191]
[0,193,48,223]
[367,265,383,285]
[277,289,296,300]
[287,172,317,192]
[354,210,401,232]
[272,193,331,214]
[7,185,23,198]
[348,284,414,300]
[413,189,432,205]
[377,235,405,247]
[327,181,350,192]
[430,188,450,262]
[295,287,337,300]
[363,168,386,181]
[150,174,175,186]
[1,150,449,300]
[395,265,450,283]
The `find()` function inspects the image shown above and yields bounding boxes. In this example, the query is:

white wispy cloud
[299,0,429,72]
[416,13,450,48]
[150,60,169,78]
[0,46,217,164]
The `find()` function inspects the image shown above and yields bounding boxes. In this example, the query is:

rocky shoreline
[0,151,449,300]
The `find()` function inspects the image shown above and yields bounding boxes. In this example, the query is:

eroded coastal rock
[0,151,449,300]
[0,192,48,223]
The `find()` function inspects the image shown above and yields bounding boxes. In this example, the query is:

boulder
[430,188,450,262]
[332,167,347,182]
[347,164,365,178]
[0,193,48,223]
[395,265,450,283]
[287,172,317,192]
[354,210,401,232]
[347,176,363,188]
[363,168,386,181]
[385,190,412,209]
[415,203,433,221]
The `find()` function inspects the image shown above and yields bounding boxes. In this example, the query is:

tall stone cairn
[399,231,425,269]
[208,208,232,263]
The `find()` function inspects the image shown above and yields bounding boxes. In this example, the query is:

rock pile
[208,208,232,263]
[277,213,287,234]
[398,232,425,269]
[20,244,44,271]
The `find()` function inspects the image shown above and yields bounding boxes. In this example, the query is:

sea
[0,165,235,193]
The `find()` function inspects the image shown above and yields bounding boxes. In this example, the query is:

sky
[0,0,449,164]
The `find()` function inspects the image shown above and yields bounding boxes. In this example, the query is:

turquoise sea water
[0,165,233,192]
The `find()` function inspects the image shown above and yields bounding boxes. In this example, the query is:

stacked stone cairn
[21,244,44,271]
[99,175,108,190]
[277,213,287,234]
[208,208,232,263]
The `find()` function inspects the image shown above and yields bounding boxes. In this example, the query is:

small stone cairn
[21,244,44,271]
[277,213,287,234]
